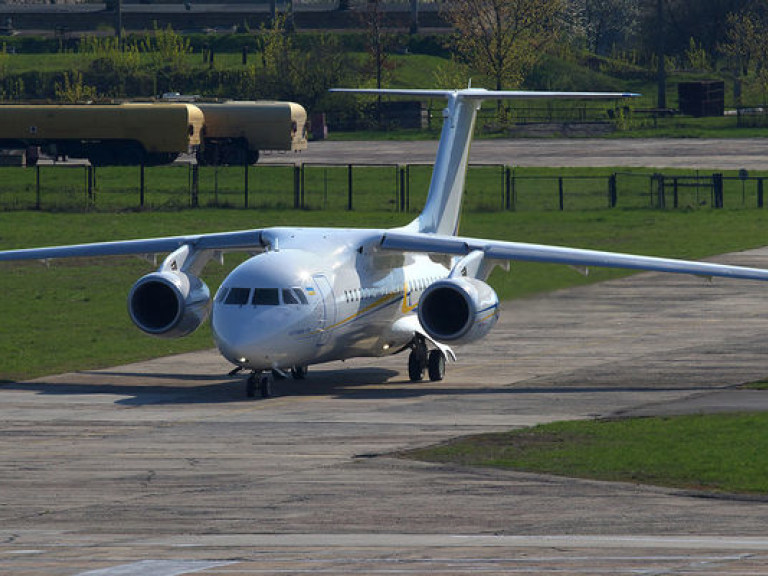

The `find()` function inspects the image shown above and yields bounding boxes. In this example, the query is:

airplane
[3,87,768,399]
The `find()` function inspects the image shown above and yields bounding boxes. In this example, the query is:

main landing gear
[408,337,445,382]
[245,366,309,398]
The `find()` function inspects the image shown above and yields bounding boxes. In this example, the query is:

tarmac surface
[3,247,768,574]
[263,138,768,170]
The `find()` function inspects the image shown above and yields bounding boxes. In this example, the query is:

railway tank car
[0,102,204,166]
[196,101,308,166]
[0,100,307,166]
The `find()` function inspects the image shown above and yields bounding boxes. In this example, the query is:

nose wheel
[246,371,272,399]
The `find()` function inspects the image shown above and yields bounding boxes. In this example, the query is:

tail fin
[331,88,638,236]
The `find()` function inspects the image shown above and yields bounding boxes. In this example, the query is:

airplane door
[312,274,337,344]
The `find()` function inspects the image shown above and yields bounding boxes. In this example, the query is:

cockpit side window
[282,288,299,305]
[215,287,229,303]
[224,287,251,305]
[293,288,308,305]
[253,288,279,306]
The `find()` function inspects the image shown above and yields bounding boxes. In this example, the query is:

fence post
[301,163,305,208]
[399,165,406,212]
[713,173,724,208]
[499,165,504,211]
[190,163,199,208]
[35,165,41,210]
[139,163,145,209]
[293,164,301,209]
[244,163,249,208]
[673,177,678,209]
[87,165,95,208]
[759,178,764,208]
[558,177,564,211]
[505,166,511,210]
[653,173,665,209]
[406,164,410,212]
[347,164,353,211]
[608,173,617,208]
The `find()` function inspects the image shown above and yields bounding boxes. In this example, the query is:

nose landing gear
[244,365,310,398]
[246,371,272,398]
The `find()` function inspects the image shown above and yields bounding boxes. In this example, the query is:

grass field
[401,413,768,494]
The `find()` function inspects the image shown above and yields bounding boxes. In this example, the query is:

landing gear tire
[246,372,272,398]
[246,373,257,398]
[427,350,445,382]
[291,366,308,380]
[259,374,272,398]
[408,339,428,382]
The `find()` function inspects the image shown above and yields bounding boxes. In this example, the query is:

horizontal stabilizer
[330,88,640,101]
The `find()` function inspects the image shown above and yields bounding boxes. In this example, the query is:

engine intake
[128,271,210,338]
[417,277,499,345]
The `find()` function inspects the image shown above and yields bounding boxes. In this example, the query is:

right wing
[381,231,768,282]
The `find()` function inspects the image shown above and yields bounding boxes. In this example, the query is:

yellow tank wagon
[195,101,308,166]
[0,103,204,166]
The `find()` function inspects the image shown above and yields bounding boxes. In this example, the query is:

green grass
[743,379,768,390]
[401,413,768,494]
[2,207,768,381]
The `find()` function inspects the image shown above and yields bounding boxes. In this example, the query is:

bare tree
[442,0,565,91]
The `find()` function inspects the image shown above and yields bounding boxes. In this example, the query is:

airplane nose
[212,310,288,369]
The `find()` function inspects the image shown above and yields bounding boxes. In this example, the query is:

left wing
[0,229,266,262]
[381,231,768,282]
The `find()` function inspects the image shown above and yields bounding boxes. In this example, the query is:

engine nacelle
[417,277,499,345]
[128,271,211,338]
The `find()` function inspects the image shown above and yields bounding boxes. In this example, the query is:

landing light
[238,357,248,363]
[382,343,390,351]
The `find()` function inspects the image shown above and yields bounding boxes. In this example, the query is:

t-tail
[331,88,639,236]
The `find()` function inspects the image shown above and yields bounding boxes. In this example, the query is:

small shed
[678,81,725,117]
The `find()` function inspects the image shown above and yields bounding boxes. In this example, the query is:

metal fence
[0,162,766,212]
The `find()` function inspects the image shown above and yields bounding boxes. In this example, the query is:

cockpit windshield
[252,288,279,306]
[224,287,250,305]
[218,286,310,306]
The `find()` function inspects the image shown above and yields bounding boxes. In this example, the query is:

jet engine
[417,277,499,345]
[128,271,211,338]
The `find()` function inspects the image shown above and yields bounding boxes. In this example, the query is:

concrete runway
[264,138,768,170]
[3,247,768,574]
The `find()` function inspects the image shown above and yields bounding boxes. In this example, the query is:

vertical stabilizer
[418,93,479,235]
[330,88,638,237]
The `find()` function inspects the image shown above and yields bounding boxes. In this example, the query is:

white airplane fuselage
[211,227,449,372]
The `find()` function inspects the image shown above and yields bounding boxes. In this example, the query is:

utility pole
[410,0,419,34]
[656,0,666,110]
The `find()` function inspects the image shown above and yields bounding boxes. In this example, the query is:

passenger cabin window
[252,288,279,306]
[225,288,250,306]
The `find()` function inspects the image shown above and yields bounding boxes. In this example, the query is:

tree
[635,0,752,61]
[359,0,395,127]
[442,0,565,91]
[55,71,97,103]
[566,0,642,55]
[721,4,768,101]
